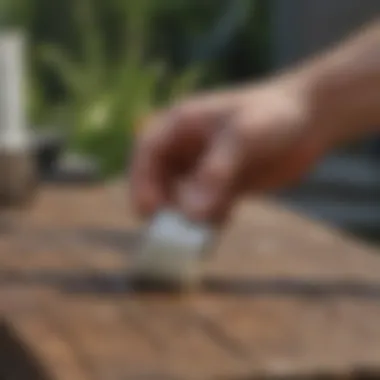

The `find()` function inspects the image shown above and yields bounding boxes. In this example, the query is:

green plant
[25,62,47,127]
[39,0,204,178]
[0,0,35,28]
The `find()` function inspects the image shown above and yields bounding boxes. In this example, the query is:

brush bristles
[130,209,213,291]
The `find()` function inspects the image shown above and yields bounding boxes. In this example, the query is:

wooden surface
[0,182,380,380]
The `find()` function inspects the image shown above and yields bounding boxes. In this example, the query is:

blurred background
[0,0,379,242]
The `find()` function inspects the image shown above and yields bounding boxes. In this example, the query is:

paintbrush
[130,209,216,291]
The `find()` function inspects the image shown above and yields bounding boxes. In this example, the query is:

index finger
[129,111,174,217]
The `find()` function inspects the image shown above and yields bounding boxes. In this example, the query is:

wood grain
[0,182,379,379]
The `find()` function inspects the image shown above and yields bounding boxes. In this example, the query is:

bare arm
[294,19,380,143]
[131,20,380,221]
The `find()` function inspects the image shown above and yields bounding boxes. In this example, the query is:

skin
[130,19,380,224]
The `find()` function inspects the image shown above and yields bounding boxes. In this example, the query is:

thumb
[178,120,248,223]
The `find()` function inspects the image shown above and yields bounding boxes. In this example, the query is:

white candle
[0,30,29,152]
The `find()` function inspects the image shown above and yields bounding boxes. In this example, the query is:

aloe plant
[0,0,34,28]
[39,0,204,177]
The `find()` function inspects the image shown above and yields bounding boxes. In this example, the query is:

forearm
[295,19,380,143]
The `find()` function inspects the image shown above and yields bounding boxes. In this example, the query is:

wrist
[306,68,379,145]
[296,22,380,145]
[271,69,339,150]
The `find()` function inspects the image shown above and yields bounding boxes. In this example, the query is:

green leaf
[120,0,156,64]
[38,44,87,100]
[72,0,106,87]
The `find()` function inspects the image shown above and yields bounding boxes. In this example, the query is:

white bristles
[131,210,214,288]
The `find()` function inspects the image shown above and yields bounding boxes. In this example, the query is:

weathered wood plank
[0,183,380,379]
[5,309,91,380]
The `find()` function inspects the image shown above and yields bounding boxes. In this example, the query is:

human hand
[130,78,331,223]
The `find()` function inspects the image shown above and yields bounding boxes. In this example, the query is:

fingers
[130,99,231,217]
[129,122,171,217]
[176,110,309,222]
[178,116,251,223]
[129,85,319,224]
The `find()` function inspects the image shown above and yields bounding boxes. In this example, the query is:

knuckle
[203,156,235,184]
[168,103,192,125]
[234,111,278,145]
[169,99,205,127]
